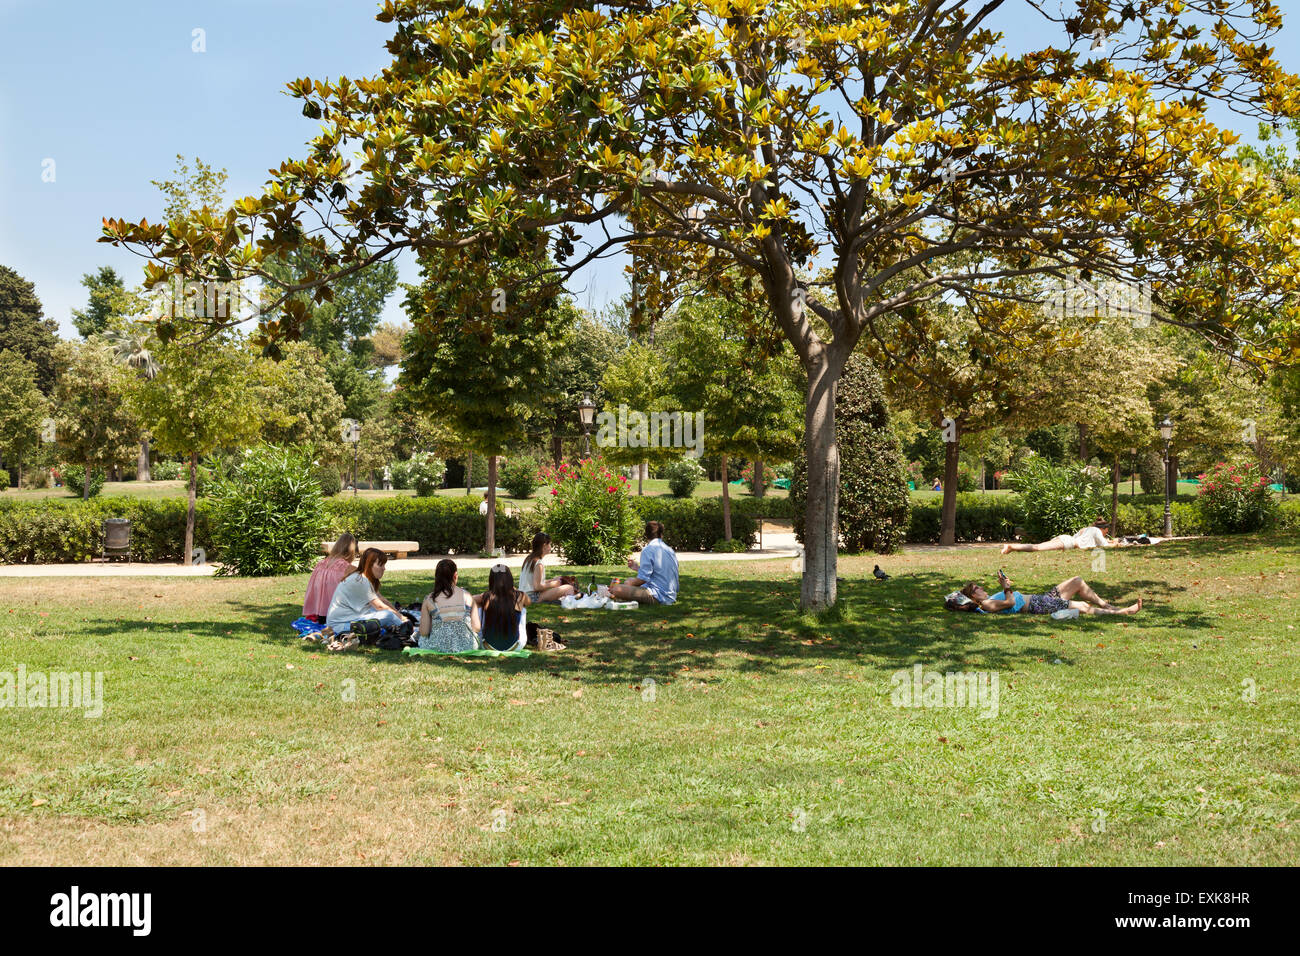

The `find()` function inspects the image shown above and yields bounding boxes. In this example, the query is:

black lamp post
[1159,417,1174,536]
[578,394,596,458]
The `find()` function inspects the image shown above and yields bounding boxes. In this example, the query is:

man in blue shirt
[611,521,679,605]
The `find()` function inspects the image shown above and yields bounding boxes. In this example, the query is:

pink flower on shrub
[607,485,617,493]
[551,488,558,496]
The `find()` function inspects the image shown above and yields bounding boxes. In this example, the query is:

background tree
[128,334,263,563]
[0,349,49,487]
[0,264,60,394]
[52,341,139,499]
[401,255,568,552]
[103,2,1300,608]
[664,295,802,538]
[597,339,680,493]
[71,266,129,339]
[536,309,622,466]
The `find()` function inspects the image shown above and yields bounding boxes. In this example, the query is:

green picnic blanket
[403,646,532,659]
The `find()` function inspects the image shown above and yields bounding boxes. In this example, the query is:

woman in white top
[418,559,481,652]
[325,548,404,633]
[519,532,576,603]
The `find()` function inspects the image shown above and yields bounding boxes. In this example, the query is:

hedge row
[2,492,1295,565]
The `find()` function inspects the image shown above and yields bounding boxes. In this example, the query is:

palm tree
[105,329,160,480]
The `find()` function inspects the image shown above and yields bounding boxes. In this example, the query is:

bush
[1139,449,1165,495]
[313,463,343,497]
[536,458,638,565]
[0,496,215,564]
[406,452,447,497]
[151,459,183,481]
[791,353,910,554]
[712,537,748,553]
[62,464,105,498]
[1114,500,1203,537]
[389,459,412,490]
[628,497,758,551]
[0,469,9,489]
[1005,455,1107,539]
[906,494,1023,543]
[207,446,329,577]
[1195,461,1277,534]
[664,457,705,498]
[500,455,540,499]
[324,495,539,554]
[22,469,50,490]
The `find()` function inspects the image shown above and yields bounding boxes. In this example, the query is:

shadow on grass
[60,562,1200,685]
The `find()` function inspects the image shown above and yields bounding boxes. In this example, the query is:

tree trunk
[466,451,473,495]
[754,459,765,498]
[137,438,151,482]
[1110,455,1120,531]
[721,454,732,540]
[485,454,497,553]
[551,432,563,468]
[1078,423,1089,461]
[940,426,960,545]
[1167,454,1179,499]
[638,461,644,496]
[83,455,91,500]
[800,352,840,612]
[184,451,197,565]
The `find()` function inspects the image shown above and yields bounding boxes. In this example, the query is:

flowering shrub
[536,458,638,565]
[1195,461,1277,534]
[664,457,704,498]
[500,454,541,498]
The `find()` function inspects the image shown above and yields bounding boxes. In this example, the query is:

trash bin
[102,518,131,562]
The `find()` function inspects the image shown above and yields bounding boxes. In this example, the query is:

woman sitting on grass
[475,564,530,651]
[953,570,1142,616]
[520,532,576,603]
[303,533,358,624]
[325,548,405,636]
[418,559,481,653]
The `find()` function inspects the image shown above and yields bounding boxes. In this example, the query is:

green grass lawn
[2,535,1296,865]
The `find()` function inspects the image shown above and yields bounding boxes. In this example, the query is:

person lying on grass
[609,520,679,606]
[954,570,1142,616]
[1000,519,1162,554]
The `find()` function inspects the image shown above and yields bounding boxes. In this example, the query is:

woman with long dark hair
[417,559,480,652]
[474,564,530,651]
[326,547,404,634]
[520,531,576,603]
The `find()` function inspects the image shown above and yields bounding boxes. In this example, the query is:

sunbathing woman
[955,570,1142,616]
[1000,519,1159,554]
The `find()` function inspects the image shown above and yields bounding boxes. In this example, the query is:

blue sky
[2,1,1296,339]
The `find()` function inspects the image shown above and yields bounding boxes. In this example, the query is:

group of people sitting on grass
[300,523,680,652]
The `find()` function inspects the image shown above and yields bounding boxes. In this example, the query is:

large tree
[127,334,264,562]
[401,256,569,551]
[0,265,60,394]
[72,266,129,339]
[0,349,49,487]
[51,341,140,498]
[103,2,1300,608]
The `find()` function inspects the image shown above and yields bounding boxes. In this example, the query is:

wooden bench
[321,540,419,559]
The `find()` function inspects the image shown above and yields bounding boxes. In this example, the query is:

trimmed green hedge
[628,497,757,551]
[2,491,1293,565]
[0,497,213,564]
[905,494,1023,544]
[323,496,540,555]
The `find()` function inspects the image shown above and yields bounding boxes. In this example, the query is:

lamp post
[1159,417,1173,536]
[578,394,596,458]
